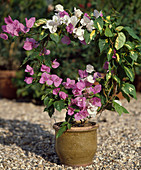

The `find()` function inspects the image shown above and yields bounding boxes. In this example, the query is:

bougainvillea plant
[0,4,140,137]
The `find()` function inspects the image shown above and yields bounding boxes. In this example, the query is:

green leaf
[60,122,68,126]
[113,75,120,85]
[113,102,129,116]
[124,27,141,41]
[56,125,67,138]
[67,123,71,129]
[122,106,129,114]
[99,39,106,53]
[39,31,48,41]
[113,102,123,116]
[107,48,113,61]
[129,51,138,61]
[22,52,39,66]
[105,27,113,37]
[121,90,130,102]
[34,18,47,27]
[41,94,47,100]
[106,72,112,81]
[37,55,44,62]
[90,30,97,40]
[124,41,134,50]
[48,99,54,108]
[94,17,103,34]
[45,56,52,67]
[48,105,54,118]
[115,32,126,50]
[124,66,134,82]
[45,88,52,95]
[50,33,60,43]
[121,83,137,99]
[44,96,49,105]
[115,26,124,32]
[124,55,134,66]
[84,30,90,43]
[54,100,66,112]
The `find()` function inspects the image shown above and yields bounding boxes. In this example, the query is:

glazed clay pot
[53,122,99,167]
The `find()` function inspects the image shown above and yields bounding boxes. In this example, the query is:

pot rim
[53,121,99,132]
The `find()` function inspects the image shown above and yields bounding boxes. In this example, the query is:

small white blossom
[61,15,70,25]
[74,7,83,18]
[52,15,61,24]
[42,15,61,33]
[55,4,64,12]
[73,27,84,41]
[86,20,94,32]
[93,9,103,18]
[86,64,94,73]
[86,75,95,83]
[70,16,79,27]
[80,16,91,26]
[87,103,98,118]
[42,20,58,33]
[80,16,94,32]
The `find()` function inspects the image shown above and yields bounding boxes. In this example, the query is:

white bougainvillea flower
[74,7,83,18]
[80,16,91,26]
[80,16,94,32]
[114,100,122,106]
[93,9,103,18]
[69,16,79,27]
[86,75,95,83]
[42,15,61,33]
[61,15,70,25]
[87,103,98,118]
[86,64,94,73]
[52,15,61,25]
[86,20,94,32]
[42,20,58,33]
[73,27,84,41]
[55,4,64,12]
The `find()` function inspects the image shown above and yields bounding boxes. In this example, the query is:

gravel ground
[0,93,141,170]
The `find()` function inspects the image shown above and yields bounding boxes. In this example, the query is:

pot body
[0,70,17,99]
[53,122,99,167]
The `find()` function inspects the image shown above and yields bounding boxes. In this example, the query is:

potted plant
[0,4,140,167]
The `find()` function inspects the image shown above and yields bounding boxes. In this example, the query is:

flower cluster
[62,64,102,120]
[0,16,35,40]
[42,4,97,42]
[25,60,102,120]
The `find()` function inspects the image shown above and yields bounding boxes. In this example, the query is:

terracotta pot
[53,122,99,167]
[134,74,141,92]
[0,70,17,99]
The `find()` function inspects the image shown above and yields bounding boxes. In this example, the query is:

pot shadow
[0,118,60,164]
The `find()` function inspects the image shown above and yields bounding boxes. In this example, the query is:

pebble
[0,93,141,169]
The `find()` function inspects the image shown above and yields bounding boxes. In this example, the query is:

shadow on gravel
[0,118,60,164]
